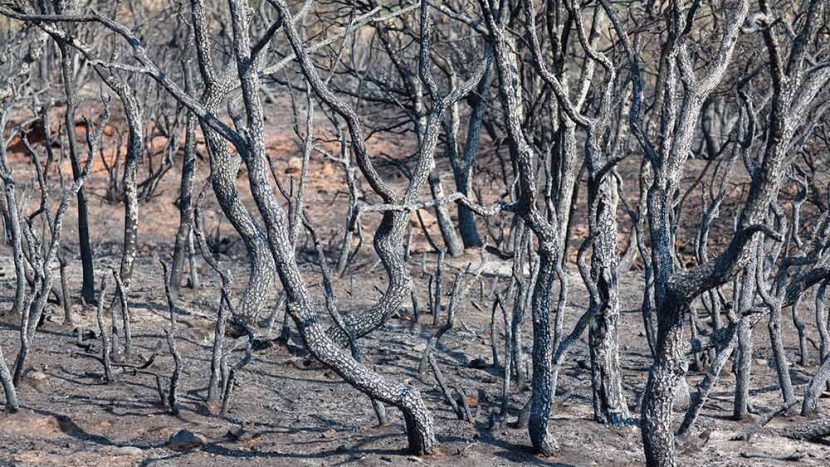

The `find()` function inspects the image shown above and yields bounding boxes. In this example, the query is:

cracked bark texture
[482,3,562,453]
[587,173,629,424]
[225,0,438,453]
[189,0,277,320]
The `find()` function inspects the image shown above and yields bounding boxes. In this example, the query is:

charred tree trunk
[117,88,142,288]
[0,339,17,411]
[170,69,198,299]
[0,110,25,316]
[734,263,757,419]
[225,0,439,453]
[57,40,95,303]
[528,242,559,455]
[587,173,629,424]
[447,68,490,249]
[189,0,277,321]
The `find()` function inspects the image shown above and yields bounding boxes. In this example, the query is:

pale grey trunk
[733,258,757,419]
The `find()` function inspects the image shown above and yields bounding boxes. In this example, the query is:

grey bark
[169,65,199,300]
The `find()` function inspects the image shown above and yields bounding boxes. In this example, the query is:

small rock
[468,357,487,369]
[29,371,48,382]
[167,430,205,451]
[112,446,144,456]
[412,343,427,352]
[285,157,303,174]
[457,392,479,407]
[321,429,337,439]
[755,358,767,366]
[226,426,246,442]
[205,400,222,415]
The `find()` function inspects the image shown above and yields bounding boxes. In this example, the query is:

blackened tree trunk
[522,0,629,425]
[528,242,558,454]
[57,40,95,303]
[0,339,17,410]
[483,3,562,453]
[426,21,491,252]
[632,1,751,463]
[0,95,22,410]
[447,72,488,248]
[587,173,629,424]
[225,0,446,453]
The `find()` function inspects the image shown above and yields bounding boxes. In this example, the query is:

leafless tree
[2,0,830,464]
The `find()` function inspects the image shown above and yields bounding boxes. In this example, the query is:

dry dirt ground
[2,249,830,466]
[0,119,829,466]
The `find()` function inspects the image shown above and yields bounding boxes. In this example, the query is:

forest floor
[0,115,829,466]
[3,242,830,466]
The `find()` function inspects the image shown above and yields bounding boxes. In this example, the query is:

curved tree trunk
[0,339,17,411]
[0,163,25,315]
[226,1,437,453]
[189,0,276,321]
[202,126,277,320]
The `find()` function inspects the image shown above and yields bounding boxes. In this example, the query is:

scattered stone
[226,426,245,441]
[112,446,144,456]
[167,429,205,451]
[456,391,479,407]
[321,429,337,439]
[285,157,303,174]
[468,357,487,369]
[755,358,767,366]
[29,371,48,382]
